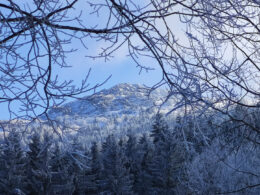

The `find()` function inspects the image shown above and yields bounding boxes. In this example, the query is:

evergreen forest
[0,108,260,195]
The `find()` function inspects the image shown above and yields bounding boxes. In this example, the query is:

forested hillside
[1,110,259,194]
[2,0,260,194]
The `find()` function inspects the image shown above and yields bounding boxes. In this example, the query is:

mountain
[46,83,173,142]
[1,83,173,141]
[48,83,170,119]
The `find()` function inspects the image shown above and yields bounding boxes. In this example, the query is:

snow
[48,83,171,120]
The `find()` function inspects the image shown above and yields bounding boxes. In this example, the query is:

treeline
[0,114,188,195]
[1,109,260,194]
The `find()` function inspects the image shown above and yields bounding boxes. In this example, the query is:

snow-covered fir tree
[83,141,103,194]
[124,134,140,193]
[49,143,75,194]
[101,134,134,194]
[0,130,26,195]
[26,133,52,195]
[135,134,154,195]
[150,114,186,194]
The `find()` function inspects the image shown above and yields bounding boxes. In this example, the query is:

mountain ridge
[48,83,169,119]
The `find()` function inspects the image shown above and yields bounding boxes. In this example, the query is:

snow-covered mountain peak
[97,83,148,97]
[48,83,164,119]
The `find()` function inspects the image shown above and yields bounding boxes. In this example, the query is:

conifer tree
[135,134,154,195]
[26,133,52,195]
[69,136,86,195]
[49,143,75,194]
[84,141,103,194]
[101,135,134,194]
[125,134,140,193]
[151,113,169,145]
[150,114,185,194]
[50,143,63,173]
[0,130,26,194]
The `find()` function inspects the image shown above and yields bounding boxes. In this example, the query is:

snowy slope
[1,84,174,142]
[45,83,174,141]
[48,83,170,119]
[1,83,177,145]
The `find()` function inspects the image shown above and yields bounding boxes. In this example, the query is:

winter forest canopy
[1,0,260,194]
[1,112,260,194]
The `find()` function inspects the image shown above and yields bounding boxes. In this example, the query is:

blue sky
[0,58,162,120]
[60,45,163,87]
[0,0,185,120]
[0,40,163,120]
